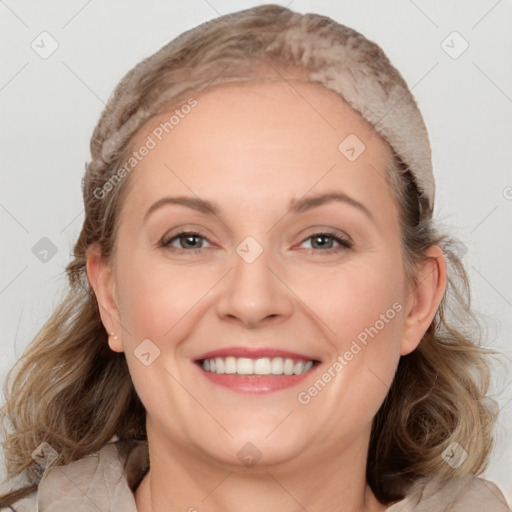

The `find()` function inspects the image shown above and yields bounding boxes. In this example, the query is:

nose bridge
[215,234,293,327]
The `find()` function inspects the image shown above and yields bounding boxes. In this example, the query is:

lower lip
[196,364,318,393]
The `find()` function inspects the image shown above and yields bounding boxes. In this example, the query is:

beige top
[2,439,510,511]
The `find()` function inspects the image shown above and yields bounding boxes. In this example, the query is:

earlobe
[107,331,123,353]
[400,246,447,356]
[86,244,124,353]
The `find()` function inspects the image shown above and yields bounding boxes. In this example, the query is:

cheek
[114,251,213,341]
[294,253,406,413]
[293,253,406,345]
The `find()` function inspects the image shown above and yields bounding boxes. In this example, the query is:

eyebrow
[287,192,373,221]
[144,196,220,222]
[143,192,374,223]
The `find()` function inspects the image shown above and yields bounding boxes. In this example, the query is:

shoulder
[1,491,38,511]
[3,438,147,512]
[386,476,510,511]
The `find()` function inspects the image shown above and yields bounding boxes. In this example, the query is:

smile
[194,347,321,393]
[201,356,315,376]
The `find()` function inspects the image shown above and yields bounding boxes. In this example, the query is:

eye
[161,231,213,251]
[160,230,352,254]
[299,231,352,254]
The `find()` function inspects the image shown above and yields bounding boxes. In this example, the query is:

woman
[1,4,509,511]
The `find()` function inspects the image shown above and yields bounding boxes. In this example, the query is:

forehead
[120,80,396,220]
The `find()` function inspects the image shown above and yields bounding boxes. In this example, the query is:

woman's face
[91,80,434,468]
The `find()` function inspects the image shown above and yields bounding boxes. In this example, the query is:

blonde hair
[0,4,498,507]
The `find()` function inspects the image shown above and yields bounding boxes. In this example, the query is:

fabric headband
[94,6,434,216]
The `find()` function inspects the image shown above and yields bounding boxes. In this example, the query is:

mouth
[193,347,321,393]
[199,356,318,376]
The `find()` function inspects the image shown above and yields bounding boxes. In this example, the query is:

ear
[400,245,447,356]
[86,244,124,353]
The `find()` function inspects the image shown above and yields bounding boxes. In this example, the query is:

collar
[37,437,148,511]
[32,439,509,511]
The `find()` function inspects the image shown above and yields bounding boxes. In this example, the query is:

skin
[87,79,446,512]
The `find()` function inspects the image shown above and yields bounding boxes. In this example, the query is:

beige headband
[93,5,434,215]
[266,11,435,215]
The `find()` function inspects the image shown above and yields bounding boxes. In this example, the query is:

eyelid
[296,225,353,244]
[295,230,353,252]
[160,223,217,243]
[160,230,215,250]
[160,227,353,254]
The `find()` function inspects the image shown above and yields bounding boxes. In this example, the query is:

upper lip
[195,346,320,362]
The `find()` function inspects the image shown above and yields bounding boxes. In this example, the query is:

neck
[135,428,388,512]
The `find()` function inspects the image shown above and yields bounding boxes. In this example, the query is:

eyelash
[160,230,353,255]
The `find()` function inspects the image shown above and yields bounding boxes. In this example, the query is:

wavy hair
[0,4,498,507]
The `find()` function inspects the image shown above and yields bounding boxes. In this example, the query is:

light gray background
[1,0,511,504]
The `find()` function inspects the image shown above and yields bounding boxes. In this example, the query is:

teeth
[271,357,283,374]
[215,357,224,374]
[254,357,271,375]
[201,356,314,376]
[283,358,294,375]
[293,361,304,375]
[225,356,237,374]
[237,357,254,375]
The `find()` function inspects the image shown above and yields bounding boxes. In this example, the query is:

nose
[215,240,294,329]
